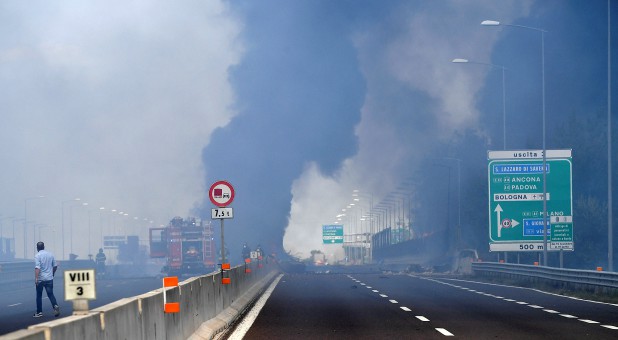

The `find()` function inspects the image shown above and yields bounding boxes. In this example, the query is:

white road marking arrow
[495,204,503,237]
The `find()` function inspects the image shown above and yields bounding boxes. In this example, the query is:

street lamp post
[452,58,507,150]
[482,19,549,266]
[61,198,81,260]
[443,158,462,251]
[70,202,88,256]
[0,216,13,259]
[34,224,50,242]
[353,190,374,263]
[99,207,106,251]
[372,207,388,249]
[24,196,45,258]
[11,218,24,259]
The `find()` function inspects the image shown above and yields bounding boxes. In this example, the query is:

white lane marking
[380,294,388,298]
[601,325,618,330]
[543,309,560,313]
[400,306,411,312]
[227,274,283,340]
[372,290,379,293]
[579,319,600,324]
[516,301,528,305]
[528,305,544,309]
[8,303,21,307]
[360,283,366,286]
[389,299,398,304]
[433,276,618,308]
[366,286,372,289]
[503,299,516,302]
[494,296,504,299]
[560,314,578,319]
[435,328,454,336]
[416,316,430,322]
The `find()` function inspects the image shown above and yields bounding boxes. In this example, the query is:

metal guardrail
[472,262,618,289]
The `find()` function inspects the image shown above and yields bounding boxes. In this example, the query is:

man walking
[33,241,60,318]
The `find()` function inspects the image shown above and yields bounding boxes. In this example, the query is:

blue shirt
[35,250,57,281]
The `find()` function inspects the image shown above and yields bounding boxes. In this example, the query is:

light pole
[452,58,507,150]
[61,198,81,260]
[442,158,461,251]
[11,218,24,257]
[35,224,51,242]
[353,190,374,263]
[0,216,13,259]
[70,202,88,256]
[372,207,388,250]
[482,19,549,266]
[99,207,106,250]
[24,195,45,258]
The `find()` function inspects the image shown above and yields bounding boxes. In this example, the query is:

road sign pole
[220,218,225,265]
[72,300,89,316]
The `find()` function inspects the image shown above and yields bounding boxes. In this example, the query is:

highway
[0,276,162,336]
[230,273,618,339]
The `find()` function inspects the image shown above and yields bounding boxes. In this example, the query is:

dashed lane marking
[579,319,600,324]
[8,303,21,307]
[416,275,618,333]
[347,275,460,337]
[435,328,454,336]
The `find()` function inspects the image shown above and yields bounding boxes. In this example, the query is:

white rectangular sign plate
[64,269,96,300]
[212,207,233,219]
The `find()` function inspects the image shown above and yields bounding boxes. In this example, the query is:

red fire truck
[149,217,217,276]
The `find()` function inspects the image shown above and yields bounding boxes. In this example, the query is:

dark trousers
[36,280,58,313]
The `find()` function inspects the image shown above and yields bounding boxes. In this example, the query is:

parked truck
[149,217,217,276]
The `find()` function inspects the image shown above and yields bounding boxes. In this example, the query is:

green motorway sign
[322,225,344,244]
[488,150,573,252]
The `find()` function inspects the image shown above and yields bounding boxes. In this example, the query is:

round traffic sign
[209,180,235,207]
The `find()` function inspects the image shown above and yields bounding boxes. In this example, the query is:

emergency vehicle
[149,217,217,276]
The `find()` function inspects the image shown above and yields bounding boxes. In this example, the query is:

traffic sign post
[209,180,235,284]
[64,269,96,315]
[488,150,573,252]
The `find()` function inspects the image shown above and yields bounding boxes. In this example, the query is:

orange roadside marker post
[163,276,180,313]
[245,258,252,273]
[221,263,231,284]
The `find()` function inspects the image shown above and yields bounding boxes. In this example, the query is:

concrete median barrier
[4,261,279,340]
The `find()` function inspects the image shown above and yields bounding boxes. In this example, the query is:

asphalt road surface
[230,273,618,339]
[0,276,162,336]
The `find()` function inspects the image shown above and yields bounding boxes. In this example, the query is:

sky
[1,1,615,263]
